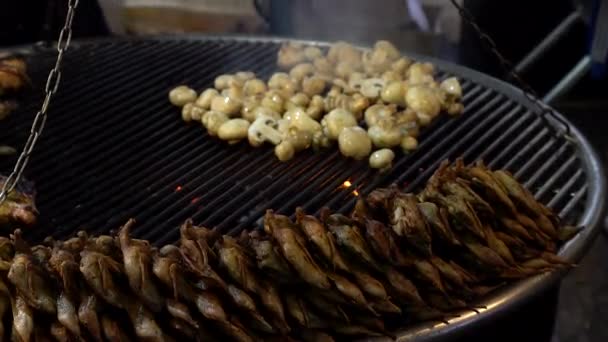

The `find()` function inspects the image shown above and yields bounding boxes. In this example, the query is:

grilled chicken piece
[265,211,331,290]
[78,294,103,342]
[101,315,132,342]
[0,56,28,94]
[79,250,127,309]
[118,219,164,312]
[295,208,349,272]
[8,231,56,314]
[0,176,37,228]
[57,292,81,338]
[0,278,10,338]
[125,301,169,342]
[326,214,381,272]
[11,294,34,342]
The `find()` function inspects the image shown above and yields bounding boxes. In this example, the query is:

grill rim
[3,35,605,341]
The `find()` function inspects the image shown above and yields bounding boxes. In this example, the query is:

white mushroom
[181,103,206,122]
[248,116,283,147]
[312,131,332,150]
[285,93,310,111]
[301,76,326,97]
[381,70,402,83]
[283,127,313,151]
[335,61,358,79]
[235,71,255,82]
[401,136,418,151]
[289,63,315,82]
[417,112,433,126]
[202,111,229,136]
[275,141,295,161]
[313,57,333,76]
[211,95,242,117]
[303,46,322,61]
[367,121,402,148]
[306,95,325,120]
[243,79,267,96]
[327,41,361,66]
[218,119,250,143]
[214,74,243,90]
[284,107,322,134]
[348,72,365,90]
[241,96,261,122]
[169,86,197,107]
[380,81,407,106]
[338,126,372,160]
[369,149,395,169]
[221,86,244,103]
[348,94,370,120]
[321,108,358,140]
[261,91,285,114]
[407,62,435,85]
[374,40,401,61]
[405,85,441,117]
[391,57,412,74]
[364,104,396,127]
[268,73,291,89]
[195,88,219,109]
[447,102,465,116]
[440,77,462,99]
[251,106,281,121]
[278,43,305,69]
[360,78,386,99]
[267,73,298,99]
[362,49,392,75]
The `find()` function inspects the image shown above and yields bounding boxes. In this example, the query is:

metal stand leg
[515,12,581,74]
[543,56,592,104]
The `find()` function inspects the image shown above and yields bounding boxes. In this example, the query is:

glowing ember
[342,180,352,188]
[191,197,201,204]
[352,189,359,197]
[175,185,183,192]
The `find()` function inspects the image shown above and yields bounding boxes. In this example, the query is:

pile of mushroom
[168,40,464,170]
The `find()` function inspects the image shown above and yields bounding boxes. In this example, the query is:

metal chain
[0,0,79,204]
[449,0,574,139]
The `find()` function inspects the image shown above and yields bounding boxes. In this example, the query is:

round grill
[0,36,604,341]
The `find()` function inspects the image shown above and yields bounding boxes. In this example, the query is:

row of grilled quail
[0,160,576,341]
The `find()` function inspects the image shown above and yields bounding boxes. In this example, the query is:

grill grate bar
[45,48,279,209]
[461,106,525,160]
[486,118,544,169]
[222,151,350,235]
[28,42,272,178]
[534,155,578,199]
[502,131,554,173]
[547,169,584,209]
[13,41,188,135]
[522,143,572,188]
[2,42,164,145]
[559,185,587,222]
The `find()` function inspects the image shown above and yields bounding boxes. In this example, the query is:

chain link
[449,0,573,140]
[0,0,79,204]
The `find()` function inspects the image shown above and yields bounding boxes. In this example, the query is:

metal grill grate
[0,36,604,341]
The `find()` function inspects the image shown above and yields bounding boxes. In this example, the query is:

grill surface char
[0,36,603,341]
